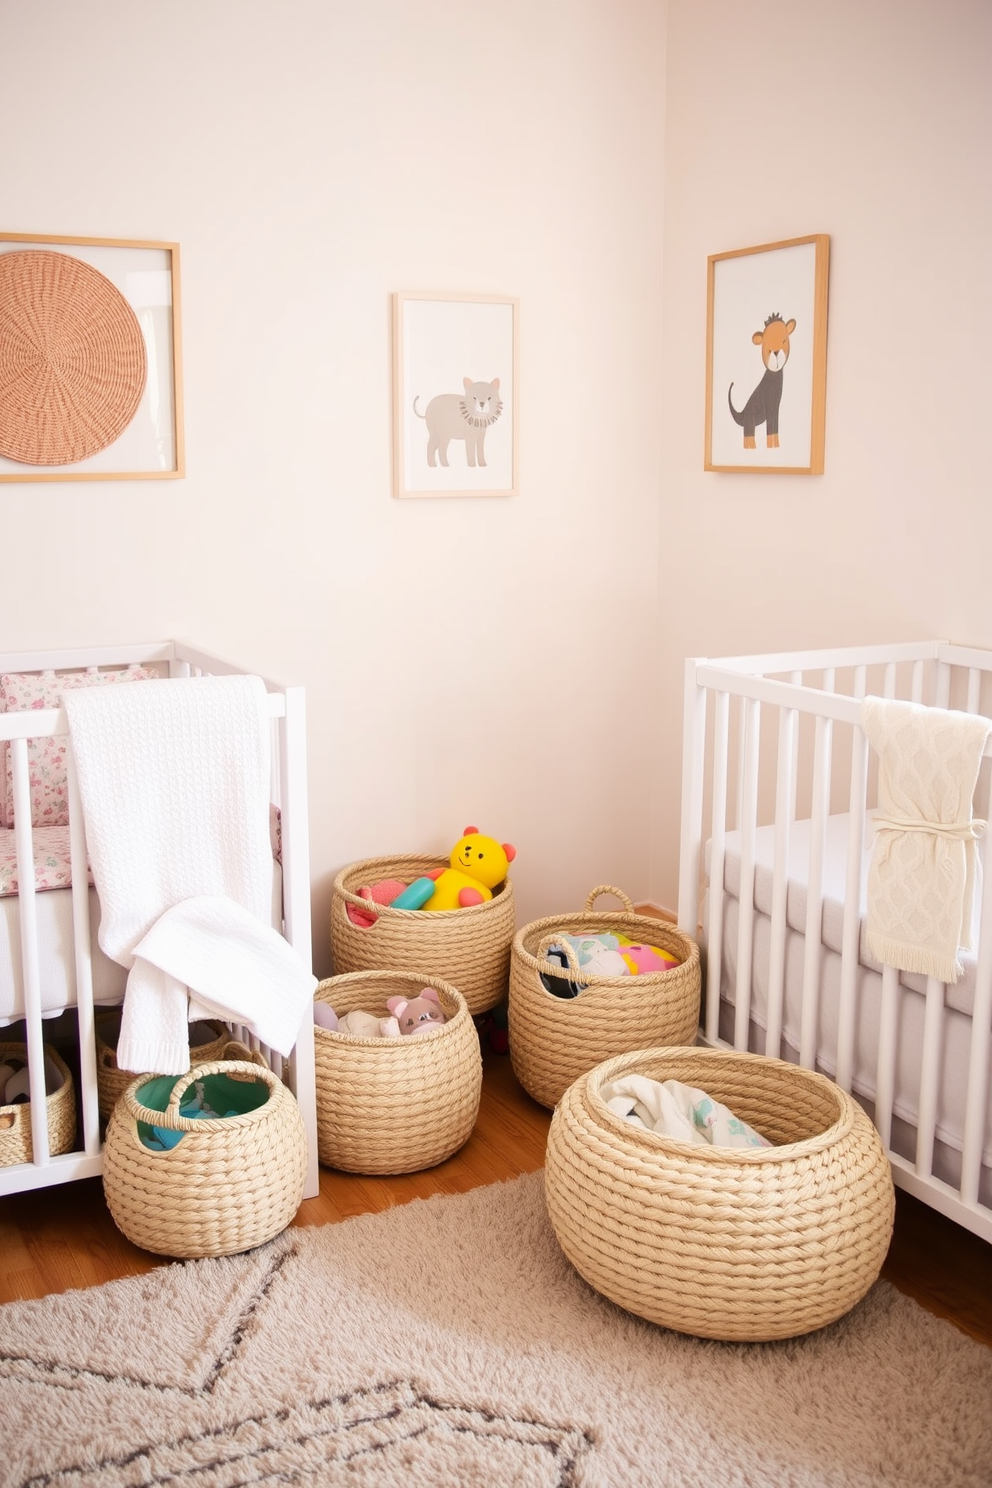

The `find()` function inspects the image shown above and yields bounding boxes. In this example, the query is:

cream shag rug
[2,1171,991,1487]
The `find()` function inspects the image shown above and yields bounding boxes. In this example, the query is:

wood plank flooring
[1,1048,990,1349]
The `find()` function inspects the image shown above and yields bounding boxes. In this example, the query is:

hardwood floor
[1,1047,990,1348]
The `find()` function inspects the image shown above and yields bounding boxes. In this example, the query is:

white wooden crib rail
[677,639,992,1242]
[0,640,318,1201]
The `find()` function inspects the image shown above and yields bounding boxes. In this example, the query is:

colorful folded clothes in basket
[541,932,681,998]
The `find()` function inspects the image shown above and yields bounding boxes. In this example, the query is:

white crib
[678,639,992,1244]
[0,640,319,1202]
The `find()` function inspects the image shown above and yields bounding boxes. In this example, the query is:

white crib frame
[678,639,992,1244]
[0,640,319,1202]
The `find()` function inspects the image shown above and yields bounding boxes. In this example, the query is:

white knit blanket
[63,675,315,1073]
[861,696,991,984]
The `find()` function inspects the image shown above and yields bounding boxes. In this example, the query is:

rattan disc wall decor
[0,248,147,466]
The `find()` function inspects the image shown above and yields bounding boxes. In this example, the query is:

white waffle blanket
[63,675,316,1073]
[862,696,991,985]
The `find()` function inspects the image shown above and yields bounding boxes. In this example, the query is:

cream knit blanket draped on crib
[861,696,992,985]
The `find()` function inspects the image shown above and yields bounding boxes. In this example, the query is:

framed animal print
[704,234,829,475]
[392,291,519,498]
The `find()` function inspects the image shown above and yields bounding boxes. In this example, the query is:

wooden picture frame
[0,232,184,482]
[392,291,518,498]
[705,234,829,475]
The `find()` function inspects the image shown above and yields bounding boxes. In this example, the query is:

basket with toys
[509,885,701,1108]
[312,969,482,1174]
[330,828,517,1016]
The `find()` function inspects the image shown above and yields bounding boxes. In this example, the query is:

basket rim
[314,971,469,1045]
[119,1060,284,1130]
[0,1041,74,1113]
[513,913,699,988]
[579,1046,857,1163]
[333,856,513,920]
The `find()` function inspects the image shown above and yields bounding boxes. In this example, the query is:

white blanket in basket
[63,675,316,1074]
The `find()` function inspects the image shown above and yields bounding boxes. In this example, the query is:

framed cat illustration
[392,291,519,499]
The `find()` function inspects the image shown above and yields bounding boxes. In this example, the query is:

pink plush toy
[385,987,447,1037]
[346,878,409,928]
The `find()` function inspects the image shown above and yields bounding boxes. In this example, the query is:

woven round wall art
[0,249,147,466]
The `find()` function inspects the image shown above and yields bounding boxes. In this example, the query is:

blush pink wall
[0,1,668,971]
[2,1,988,948]
[649,0,992,911]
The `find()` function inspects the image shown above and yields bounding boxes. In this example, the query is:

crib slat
[10,738,51,1167]
[733,697,760,1050]
[836,730,869,1092]
[765,705,796,1057]
[911,659,925,704]
[961,850,992,1205]
[915,977,944,1176]
[799,713,832,1068]
[875,965,900,1148]
[67,747,100,1157]
[705,691,730,1043]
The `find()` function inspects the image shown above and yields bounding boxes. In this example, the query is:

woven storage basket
[508,886,700,1109]
[314,971,482,1174]
[94,1014,232,1121]
[545,1046,895,1342]
[102,1060,308,1259]
[0,1042,76,1168]
[330,854,515,1015]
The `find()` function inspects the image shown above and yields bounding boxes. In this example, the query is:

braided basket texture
[102,1061,308,1258]
[330,854,515,1015]
[314,971,482,1175]
[0,249,147,466]
[94,1014,231,1121]
[0,1043,76,1168]
[545,1046,895,1342]
[509,887,700,1109]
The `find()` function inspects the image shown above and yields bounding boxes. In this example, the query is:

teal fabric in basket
[136,1071,270,1151]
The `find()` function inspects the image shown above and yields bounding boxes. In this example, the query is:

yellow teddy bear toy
[394,826,515,912]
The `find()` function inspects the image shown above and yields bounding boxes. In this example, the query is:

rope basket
[330,854,515,1015]
[314,971,482,1174]
[0,1042,76,1168]
[94,1013,232,1121]
[509,886,701,1109]
[102,1060,308,1259]
[545,1046,895,1342]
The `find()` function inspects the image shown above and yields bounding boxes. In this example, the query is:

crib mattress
[707,813,981,1018]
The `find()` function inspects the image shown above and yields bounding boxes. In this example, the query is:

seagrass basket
[508,886,700,1108]
[545,1046,895,1342]
[330,854,515,1015]
[0,1042,76,1168]
[313,970,482,1174]
[102,1060,308,1259]
[94,1013,231,1121]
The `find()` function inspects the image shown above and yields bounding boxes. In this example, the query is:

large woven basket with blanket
[544,1045,895,1342]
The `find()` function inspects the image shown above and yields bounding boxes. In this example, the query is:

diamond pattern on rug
[19,1380,591,1488]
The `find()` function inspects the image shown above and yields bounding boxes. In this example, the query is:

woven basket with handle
[508,886,700,1109]
[330,853,515,1015]
[0,1042,76,1168]
[94,1013,233,1121]
[313,970,482,1175]
[545,1045,895,1342]
[102,1059,307,1258]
